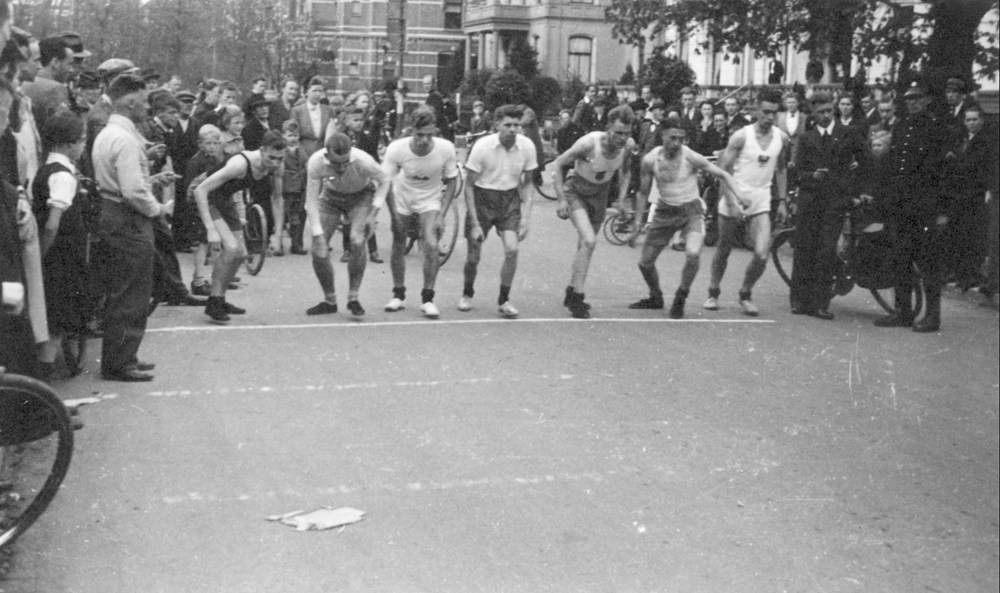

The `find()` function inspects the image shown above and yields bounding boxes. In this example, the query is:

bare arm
[463,168,482,241]
[689,151,742,203]
[552,135,595,204]
[194,156,247,243]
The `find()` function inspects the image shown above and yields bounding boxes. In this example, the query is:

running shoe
[223,301,246,315]
[306,301,339,316]
[190,281,210,296]
[347,300,365,316]
[739,297,759,317]
[457,296,473,311]
[384,297,405,312]
[205,298,230,324]
[703,296,719,310]
[498,301,519,319]
[421,301,440,319]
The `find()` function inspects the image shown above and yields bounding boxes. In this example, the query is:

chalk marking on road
[148,317,776,334]
[160,469,616,505]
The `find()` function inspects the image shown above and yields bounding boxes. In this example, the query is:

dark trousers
[946,194,988,286]
[890,212,944,318]
[98,200,155,375]
[285,192,305,250]
[171,194,199,248]
[790,192,845,311]
[152,216,189,303]
[984,197,999,297]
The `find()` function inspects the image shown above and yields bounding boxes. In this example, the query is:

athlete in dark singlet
[194,130,285,323]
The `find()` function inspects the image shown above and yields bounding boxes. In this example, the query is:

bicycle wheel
[243,203,267,276]
[870,263,925,315]
[0,371,74,550]
[770,227,795,287]
[602,211,633,246]
[436,201,460,267]
[534,158,558,200]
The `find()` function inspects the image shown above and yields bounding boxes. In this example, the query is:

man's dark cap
[97,58,139,82]
[629,99,648,112]
[176,90,197,103]
[141,68,161,82]
[945,78,965,92]
[903,82,927,98]
[60,31,91,59]
[648,98,666,111]
[76,70,101,89]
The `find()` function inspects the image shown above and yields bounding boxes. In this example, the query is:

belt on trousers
[100,189,125,203]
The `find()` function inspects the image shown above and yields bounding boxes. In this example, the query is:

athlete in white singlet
[552,105,636,319]
[705,89,789,316]
[629,119,743,318]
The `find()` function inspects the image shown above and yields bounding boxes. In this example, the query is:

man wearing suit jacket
[678,87,701,131]
[723,97,749,134]
[860,90,880,130]
[776,93,806,165]
[788,92,866,319]
[171,90,202,249]
[942,78,974,139]
[291,77,333,157]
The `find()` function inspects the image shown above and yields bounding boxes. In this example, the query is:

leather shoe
[912,317,940,333]
[811,309,834,320]
[167,295,209,306]
[136,361,156,371]
[790,304,811,315]
[874,313,913,328]
[369,252,384,263]
[290,247,308,255]
[102,369,154,382]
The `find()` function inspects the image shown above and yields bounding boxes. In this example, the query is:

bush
[484,69,530,111]
[529,76,562,116]
[459,69,495,102]
[638,49,696,107]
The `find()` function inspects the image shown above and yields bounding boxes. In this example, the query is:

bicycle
[534,156,559,200]
[402,167,464,268]
[770,200,924,315]
[0,367,74,550]
[241,190,268,276]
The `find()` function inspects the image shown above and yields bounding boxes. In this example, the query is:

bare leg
[568,207,598,291]
[709,215,739,291]
[740,214,771,293]
[419,210,440,291]
[210,221,246,298]
[499,229,519,288]
[679,231,704,291]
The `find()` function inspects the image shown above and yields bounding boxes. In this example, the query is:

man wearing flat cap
[874,81,951,333]
[81,59,138,177]
[141,68,161,91]
[943,77,973,137]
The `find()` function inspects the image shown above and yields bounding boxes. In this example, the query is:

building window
[349,59,360,76]
[351,1,362,18]
[444,0,462,30]
[568,36,592,82]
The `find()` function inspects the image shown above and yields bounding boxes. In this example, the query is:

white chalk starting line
[148,316,775,333]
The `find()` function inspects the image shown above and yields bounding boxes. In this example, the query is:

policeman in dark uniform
[874,82,950,332]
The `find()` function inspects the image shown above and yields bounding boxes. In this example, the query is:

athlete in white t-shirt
[629,119,742,318]
[303,133,390,317]
[460,104,537,318]
[705,89,789,316]
[381,106,459,318]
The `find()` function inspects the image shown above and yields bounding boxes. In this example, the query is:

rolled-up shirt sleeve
[92,115,162,218]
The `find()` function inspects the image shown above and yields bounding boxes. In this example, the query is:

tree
[484,69,530,111]
[605,0,998,86]
[506,36,539,80]
[638,51,696,107]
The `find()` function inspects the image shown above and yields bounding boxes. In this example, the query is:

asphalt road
[3,198,998,593]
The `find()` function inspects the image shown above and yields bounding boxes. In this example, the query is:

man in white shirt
[381,106,459,318]
[459,104,537,318]
[303,133,390,317]
[92,74,176,382]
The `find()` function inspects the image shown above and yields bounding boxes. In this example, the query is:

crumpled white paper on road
[266,507,366,531]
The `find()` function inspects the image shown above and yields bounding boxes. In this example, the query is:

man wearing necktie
[788,92,866,319]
